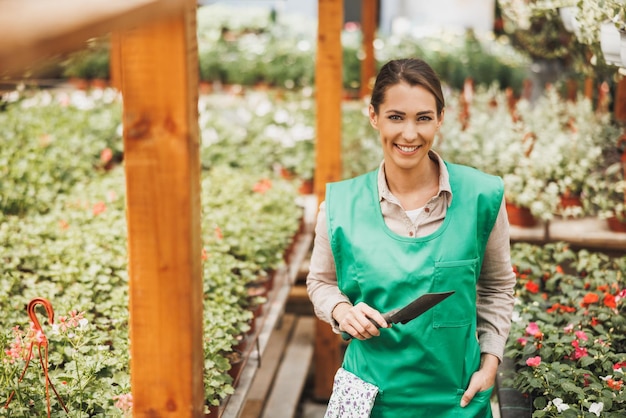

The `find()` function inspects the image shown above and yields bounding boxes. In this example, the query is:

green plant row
[507,242,626,416]
[0,91,303,415]
[435,84,623,221]
[57,4,530,94]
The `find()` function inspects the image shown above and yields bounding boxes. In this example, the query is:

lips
[395,144,420,153]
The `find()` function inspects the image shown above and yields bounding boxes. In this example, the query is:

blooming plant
[506,242,626,416]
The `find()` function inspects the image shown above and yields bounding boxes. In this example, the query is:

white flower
[552,398,570,412]
[511,310,522,322]
[78,318,89,329]
[589,402,604,416]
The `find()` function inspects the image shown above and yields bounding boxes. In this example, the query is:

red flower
[215,226,223,240]
[614,361,626,371]
[581,292,599,307]
[607,378,623,391]
[547,303,576,313]
[590,317,600,326]
[604,293,617,309]
[525,280,539,294]
[555,265,564,274]
[201,248,208,261]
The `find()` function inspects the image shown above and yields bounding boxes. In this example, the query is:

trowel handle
[340,314,390,341]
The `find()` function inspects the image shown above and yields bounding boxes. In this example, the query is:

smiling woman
[307,58,516,418]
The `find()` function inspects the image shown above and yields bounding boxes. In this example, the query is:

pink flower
[575,330,588,341]
[93,201,106,216]
[517,337,528,346]
[526,356,542,367]
[564,324,574,333]
[113,393,133,414]
[100,148,113,164]
[525,322,540,336]
[571,340,588,359]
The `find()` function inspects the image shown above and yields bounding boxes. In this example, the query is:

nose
[402,121,419,142]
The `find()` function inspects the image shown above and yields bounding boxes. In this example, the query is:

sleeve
[306,201,352,333]
[476,195,517,362]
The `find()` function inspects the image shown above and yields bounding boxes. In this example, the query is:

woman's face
[369,81,443,173]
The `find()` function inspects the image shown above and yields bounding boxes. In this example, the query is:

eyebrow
[384,109,435,116]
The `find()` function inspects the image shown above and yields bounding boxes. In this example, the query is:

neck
[385,156,439,195]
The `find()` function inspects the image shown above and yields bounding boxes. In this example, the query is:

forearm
[477,199,516,361]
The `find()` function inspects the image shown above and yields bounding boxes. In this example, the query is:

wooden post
[359,0,378,99]
[109,32,122,91]
[313,0,344,402]
[118,1,204,415]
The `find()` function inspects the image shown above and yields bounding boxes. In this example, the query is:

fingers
[460,368,494,407]
[338,302,388,340]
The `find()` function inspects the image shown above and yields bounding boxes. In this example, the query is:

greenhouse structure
[1,0,625,417]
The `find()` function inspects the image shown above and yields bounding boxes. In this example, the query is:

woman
[307,58,516,417]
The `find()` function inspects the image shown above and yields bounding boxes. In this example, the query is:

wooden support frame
[0,0,183,76]
[360,0,378,99]
[117,1,204,415]
[313,0,345,401]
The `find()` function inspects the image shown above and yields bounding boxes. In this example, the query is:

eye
[388,114,402,121]
[417,115,433,122]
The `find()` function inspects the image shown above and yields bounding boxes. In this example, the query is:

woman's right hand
[333,302,389,340]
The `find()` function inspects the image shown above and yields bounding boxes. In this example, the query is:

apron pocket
[433,258,478,328]
[324,367,379,418]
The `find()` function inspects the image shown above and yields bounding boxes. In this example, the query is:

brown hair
[370,58,445,116]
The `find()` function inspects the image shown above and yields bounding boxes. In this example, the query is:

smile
[395,144,420,153]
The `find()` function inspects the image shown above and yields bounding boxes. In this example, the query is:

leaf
[581,358,597,369]
[561,381,586,398]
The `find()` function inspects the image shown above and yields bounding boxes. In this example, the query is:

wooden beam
[360,0,378,99]
[119,1,204,415]
[0,0,183,76]
[314,0,344,401]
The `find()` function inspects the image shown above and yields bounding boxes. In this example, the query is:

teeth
[397,145,419,152]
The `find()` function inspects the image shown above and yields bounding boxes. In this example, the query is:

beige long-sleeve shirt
[306,151,516,362]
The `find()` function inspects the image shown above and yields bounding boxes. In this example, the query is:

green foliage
[506,242,626,416]
[61,38,111,80]
[0,90,303,415]
[0,90,122,216]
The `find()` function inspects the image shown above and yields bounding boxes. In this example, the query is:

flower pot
[607,216,626,233]
[226,349,244,386]
[298,178,314,195]
[600,22,622,66]
[505,202,538,227]
[207,405,220,416]
[559,193,582,208]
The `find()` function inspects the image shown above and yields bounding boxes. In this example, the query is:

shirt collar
[377,150,453,207]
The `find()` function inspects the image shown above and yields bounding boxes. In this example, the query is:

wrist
[332,302,352,325]
[480,353,500,373]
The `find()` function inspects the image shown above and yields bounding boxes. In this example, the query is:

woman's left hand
[460,354,498,407]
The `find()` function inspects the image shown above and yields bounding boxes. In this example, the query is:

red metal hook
[4,297,69,417]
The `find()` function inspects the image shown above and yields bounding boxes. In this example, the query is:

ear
[368,104,379,130]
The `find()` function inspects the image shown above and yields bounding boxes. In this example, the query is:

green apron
[326,162,503,417]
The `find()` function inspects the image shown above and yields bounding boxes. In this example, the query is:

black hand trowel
[341,290,455,341]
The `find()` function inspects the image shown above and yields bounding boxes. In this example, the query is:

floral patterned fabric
[324,367,379,418]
